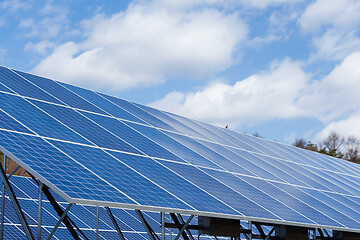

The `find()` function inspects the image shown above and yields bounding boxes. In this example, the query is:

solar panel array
[1,66,360,233]
[2,175,220,240]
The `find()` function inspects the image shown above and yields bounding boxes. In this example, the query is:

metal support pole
[161,212,165,240]
[96,206,99,240]
[0,154,6,240]
[105,207,125,240]
[0,159,34,240]
[30,176,82,240]
[174,215,194,240]
[136,209,157,240]
[46,203,72,240]
[248,221,252,240]
[169,217,172,240]
[176,214,194,240]
[37,181,43,240]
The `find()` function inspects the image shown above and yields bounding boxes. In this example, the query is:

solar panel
[3,175,224,239]
[1,65,360,238]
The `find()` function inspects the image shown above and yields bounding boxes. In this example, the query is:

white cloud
[300,0,360,61]
[300,0,360,33]
[310,30,360,61]
[314,113,360,142]
[299,51,360,122]
[18,2,68,40]
[240,0,304,9]
[147,0,303,9]
[33,2,248,92]
[152,51,360,140]
[0,0,31,13]
[24,40,55,55]
[151,59,310,128]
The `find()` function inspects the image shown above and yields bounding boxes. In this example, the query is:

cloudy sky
[1,0,360,144]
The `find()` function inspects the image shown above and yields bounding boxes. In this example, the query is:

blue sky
[1,0,360,144]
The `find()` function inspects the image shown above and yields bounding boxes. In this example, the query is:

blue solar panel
[161,160,281,220]
[82,112,185,161]
[0,67,62,104]
[202,168,314,224]
[107,150,237,215]
[134,103,210,140]
[1,67,360,234]
[30,99,140,154]
[14,70,107,115]
[2,176,176,240]
[49,140,191,209]
[0,109,32,134]
[0,93,90,144]
[0,130,135,203]
[58,82,148,124]
[100,94,177,131]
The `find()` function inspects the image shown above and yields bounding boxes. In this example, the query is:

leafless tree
[294,138,306,148]
[321,131,345,157]
[344,136,360,163]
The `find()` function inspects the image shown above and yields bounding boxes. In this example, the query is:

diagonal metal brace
[105,207,126,240]
[177,214,194,240]
[136,209,160,240]
[31,176,86,240]
[264,226,276,240]
[174,215,194,240]
[46,203,73,240]
[170,213,190,240]
[0,161,34,240]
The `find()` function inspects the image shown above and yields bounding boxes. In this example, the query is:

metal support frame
[96,205,100,240]
[46,203,73,240]
[174,215,194,240]
[161,212,165,240]
[31,176,84,240]
[177,214,194,240]
[264,226,276,240]
[105,207,126,240]
[255,223,266,239]
[0,159,34,240]
[8,165,20,178]
[136,209,160,240]
[240,223,250,240]
[170,213,190,240]
[0,154,6,240]
[169,217,172,240]
[248,220,252,240]
[37,181,43,240]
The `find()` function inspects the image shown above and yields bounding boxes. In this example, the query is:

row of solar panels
[3,175,233,239]
[0,66,360,232]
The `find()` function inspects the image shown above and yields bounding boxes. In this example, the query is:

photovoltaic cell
[0,93,90,144]
[58,82,148,124]
[0,66,62,104]
[30,100,141,154]
[0,109,32,134]
[49,140,192,209]
[82,112,184,162]
[0,130,135,203]
[14,70,107,115]
[134,103,210,140]
[161,160,281,221]
[100,94,177,132]
[107,150,237,215]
